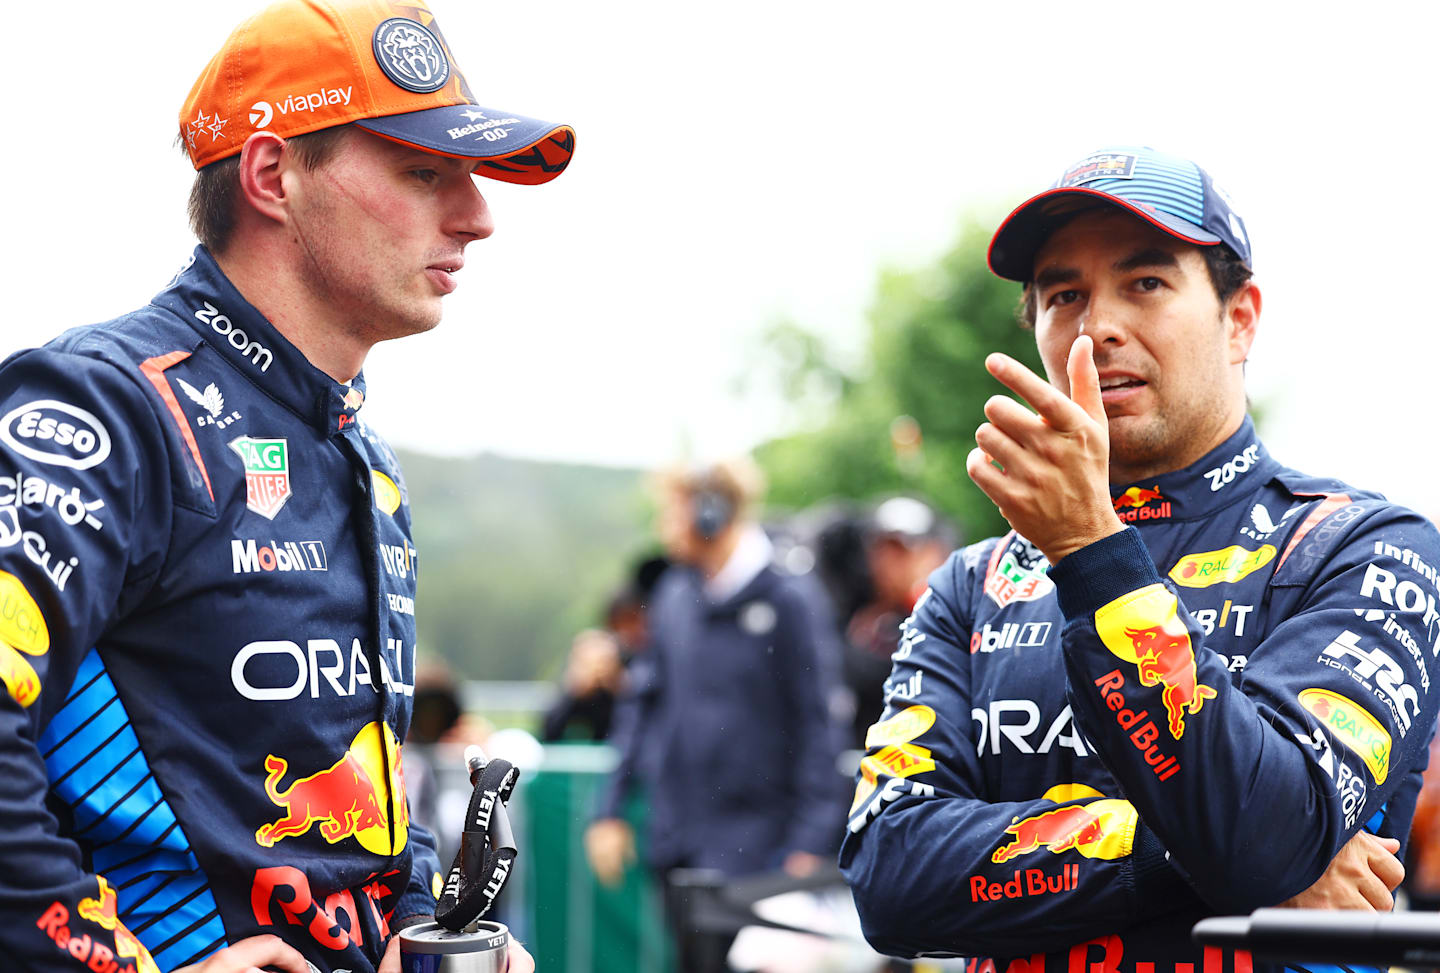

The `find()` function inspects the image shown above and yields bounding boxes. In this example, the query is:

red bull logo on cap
[1096,584,1215,739]
[255,721,409,855]
[1112,485,1172,523]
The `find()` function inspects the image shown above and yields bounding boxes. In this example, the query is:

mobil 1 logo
[232,539,327,574]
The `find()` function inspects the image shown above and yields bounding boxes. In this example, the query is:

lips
[1096,372,1147,405]
[425,266,459,294]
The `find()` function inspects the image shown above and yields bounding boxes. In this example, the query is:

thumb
[1067,335,1103,421]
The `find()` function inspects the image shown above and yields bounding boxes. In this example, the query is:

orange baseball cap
[180,0,574,185]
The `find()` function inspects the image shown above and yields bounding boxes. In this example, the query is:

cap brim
[356,104,574,185]
[987,187,1223,282]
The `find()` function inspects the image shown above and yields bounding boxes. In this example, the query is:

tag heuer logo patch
[230,436,291,519]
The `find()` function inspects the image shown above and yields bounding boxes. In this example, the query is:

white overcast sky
[5,2,1437,516]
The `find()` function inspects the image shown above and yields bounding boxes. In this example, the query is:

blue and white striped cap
[987,146,1252,282]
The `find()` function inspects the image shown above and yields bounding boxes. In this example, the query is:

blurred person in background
[842,145,1440,970]
[586,458,848,971]
[541,627,625,742]
[843,497,956,748]
[541,556,669,743]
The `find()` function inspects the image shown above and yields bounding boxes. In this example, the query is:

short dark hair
[1015,240,1253,329]
[183,125,354,254]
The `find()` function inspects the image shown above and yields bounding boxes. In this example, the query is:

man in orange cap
[0,2,571,970]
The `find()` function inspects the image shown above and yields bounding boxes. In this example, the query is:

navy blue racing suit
[841,419,1440,972]
[0,248,442,972]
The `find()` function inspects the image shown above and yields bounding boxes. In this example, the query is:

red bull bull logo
[991,798,1138,865]
[992,805,1102,863]
[1112,486,1172,523]
[1096,584,1215,739]
[255,721,409,854]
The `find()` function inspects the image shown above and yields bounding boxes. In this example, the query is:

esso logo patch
[0,400,112,470]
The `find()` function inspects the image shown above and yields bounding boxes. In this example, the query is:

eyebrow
[1033,246,1183,289]
[1033,265,1080,291]
[1114,248,1180,273]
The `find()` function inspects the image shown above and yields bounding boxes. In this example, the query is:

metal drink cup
[399,920,510,973]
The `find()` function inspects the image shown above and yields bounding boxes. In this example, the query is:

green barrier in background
[520,744,673,973]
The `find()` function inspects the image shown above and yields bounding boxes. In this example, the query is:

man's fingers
[983,394,1043,440]
[378,933,402,973]
[1357,872,1395,912]
[985,353,1087,431]
[975,422,1030,476]
[1066,336,1105,422]
[507,939,537,973]
[966,447,1017,510]
[1370,841,1406,891]
[188,935,308,973]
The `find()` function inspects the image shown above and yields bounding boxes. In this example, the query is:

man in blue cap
[841,147,1440,970]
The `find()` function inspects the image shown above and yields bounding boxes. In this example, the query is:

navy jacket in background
[0,248,442,972]
[600,559,848,876]
[841,419,1440,972]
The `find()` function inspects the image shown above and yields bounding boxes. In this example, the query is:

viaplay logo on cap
[372,18,450,93]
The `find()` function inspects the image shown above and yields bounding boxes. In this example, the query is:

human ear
[235,132,290,226]
[1225,281,1261,365]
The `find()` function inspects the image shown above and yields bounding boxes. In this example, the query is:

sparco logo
[0,400,112,470]
[195,302,273,372]
[232,539,328,574]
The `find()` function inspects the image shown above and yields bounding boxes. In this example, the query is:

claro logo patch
[0,400,112,470]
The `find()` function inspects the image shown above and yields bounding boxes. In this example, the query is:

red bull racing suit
[840,419,1440,972]
[0,248,442,972]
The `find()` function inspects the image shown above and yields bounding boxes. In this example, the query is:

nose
[449,176,495,243]
[1078,292,1128,345]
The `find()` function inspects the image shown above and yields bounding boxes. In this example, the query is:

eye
[1135,276,1164,292]
[410,168,440,185]
[1047,289,1081,308]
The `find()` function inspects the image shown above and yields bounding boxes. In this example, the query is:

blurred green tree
[754,221,1045,545]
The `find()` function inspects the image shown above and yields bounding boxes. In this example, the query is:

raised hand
[966,336,1125,564]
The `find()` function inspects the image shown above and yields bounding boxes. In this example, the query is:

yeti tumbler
[399,920,510,973]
